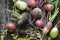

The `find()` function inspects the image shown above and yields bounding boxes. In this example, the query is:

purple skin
[38,0,44,7]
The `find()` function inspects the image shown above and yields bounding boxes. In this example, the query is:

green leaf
[49,8,59,22]
[54,0,58,9]
[5,9,21,19]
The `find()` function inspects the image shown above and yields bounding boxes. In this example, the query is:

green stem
[40,34,44,40]
[48,36,52,40]
[44,0,47,3]
[49,8,59,22]
[12,0,18,3]
[1,29,8,40]
[5,9,21,19]
[49,12,51,21]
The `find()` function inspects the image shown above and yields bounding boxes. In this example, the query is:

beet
[27,0,37,8]
[30,7,42,19]
[44,4,54,12]
[6,22,16,32]
[35,19,44,27]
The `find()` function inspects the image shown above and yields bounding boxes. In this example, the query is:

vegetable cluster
[1,0,59,40]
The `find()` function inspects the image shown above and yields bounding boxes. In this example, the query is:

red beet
[44,4,54,12]
[27,0,37,8]
[35,19,44,27]
[6,22,16,32]
[31,7,42,19]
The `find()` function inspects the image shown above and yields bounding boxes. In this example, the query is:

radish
[43,21,52,34]
[30,7,42,19]
[27,0,37,8]
[15,0,27,10]
[35,19,44,27]
[6,22,16,32]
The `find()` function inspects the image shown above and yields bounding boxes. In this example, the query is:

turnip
[6,22,16,32]
[27,0,37,8]
[30,7,42,19]
[15,0,27,10]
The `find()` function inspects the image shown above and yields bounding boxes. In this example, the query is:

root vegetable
[50,21,60,38]
[38,0,44,7]
[6,22,16,32]
[18,12,29,25]
[27,0,37,8]
[44,4,54,21]
[44,4,54,12]
[35,19,44,27]
[15,0,27,10]
[30,7,42,19]
[50,27,58,38]
[43,21,52,34]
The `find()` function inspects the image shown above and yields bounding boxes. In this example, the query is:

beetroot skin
[27,0,37,8]
[35,19,44,27]
[44,4,54,12]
